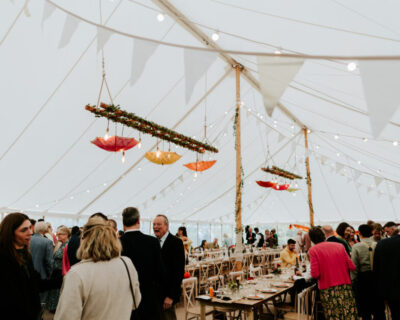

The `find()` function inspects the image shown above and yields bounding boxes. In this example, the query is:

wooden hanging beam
[304,127,315,227]
[261,166,303,180]
[85,103,218,154]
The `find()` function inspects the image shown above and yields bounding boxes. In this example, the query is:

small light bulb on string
[363,138,368,142]
[104,128,110,140]
[347,62,357,72]
[315,145,320,149]
[293,192,296,197]
[157,13,165,22]
[274,48,281,55]
[211,31,220,41]
[194,171,198,178]
[393,141,399,146]
[295,183,299,188]
[35,204,39,208]
[334,135,339,140]
[103,182,107,186]
[357,160,361,165]
[336,152,340,157]
[156,150,161,158]
[307,129,311,134]
[121,151,126,164]
[70,196,74,200]
[138,135,142,149]
[86,189,90,193]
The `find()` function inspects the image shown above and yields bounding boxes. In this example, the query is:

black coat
[160,233,185,304]
[0,250,61,320]
[121,231,165,319]
[326,235,351,256]
[374,234,400,301]
[67,233,81,266]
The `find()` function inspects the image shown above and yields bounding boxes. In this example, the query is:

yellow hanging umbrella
[145,150,181,165]
[287,188,300,192]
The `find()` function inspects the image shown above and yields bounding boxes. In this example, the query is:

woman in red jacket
[308,227,358,319]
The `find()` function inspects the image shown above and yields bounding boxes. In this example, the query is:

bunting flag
[184,48,217,104]
[130,39,159,86]
[336,163,344,174]
[352,169,362,181]
[42,0,56,26]
[58,14,80,48]
[359,60,400,137]
[257,56,304,116]
[178,175,184,182]
[320,155,327,165]
[374,176,384,187]
[23,0,31,17]
[152,195,156,201]
[97,26,113,52]
[277,132,285,143]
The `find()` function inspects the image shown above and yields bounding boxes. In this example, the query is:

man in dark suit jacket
[120,207,165,319]
[322,225,351,256]
[153,214,185,320]
[374,233,400,318]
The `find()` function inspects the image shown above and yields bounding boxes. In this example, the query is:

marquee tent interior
[1,0,399,244]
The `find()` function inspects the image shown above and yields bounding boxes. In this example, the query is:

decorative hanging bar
[85,103,219,154]
[261,165,302,180]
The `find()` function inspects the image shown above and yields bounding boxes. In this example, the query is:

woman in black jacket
[0,212,61,320]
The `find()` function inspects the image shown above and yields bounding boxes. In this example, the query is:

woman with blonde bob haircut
[55,217,141,320]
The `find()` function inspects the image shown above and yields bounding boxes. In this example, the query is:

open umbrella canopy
[91,136,138,152]
[0,0,399,229]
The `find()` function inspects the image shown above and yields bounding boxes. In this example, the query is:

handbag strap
[120,257,137,310]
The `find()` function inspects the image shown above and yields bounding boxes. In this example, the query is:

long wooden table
[197,283,293,320]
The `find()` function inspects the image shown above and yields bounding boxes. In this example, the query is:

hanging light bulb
[157,13,165,22]
[104,128,110,140]
[70,196,74,200]
[295,183,298,188]
[334,135,339,140]
[274,48,281,55]
[156,150,161,158]
[122,151,126,163]
[211,31,220,41]
[35,204,39,208]
[194,171,198,178]
[347,62,357,72]
[336,152,340,157]
[393,141,399,146]
[363,137,368,142]
[138,138,142,149]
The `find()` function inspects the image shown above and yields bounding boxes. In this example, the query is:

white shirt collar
[159,231,169,248]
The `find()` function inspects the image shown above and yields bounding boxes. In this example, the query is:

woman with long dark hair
[0,213,61,320]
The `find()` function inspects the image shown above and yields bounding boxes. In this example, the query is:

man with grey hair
[120,207,165,319]
[30,221,54,302]
[153,214,185,320]
[322,225,351,256]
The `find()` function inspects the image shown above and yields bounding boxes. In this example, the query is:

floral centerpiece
[227,278,242,293]
[271,263,282,275]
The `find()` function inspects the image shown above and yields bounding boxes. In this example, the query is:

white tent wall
[1,0,400,237]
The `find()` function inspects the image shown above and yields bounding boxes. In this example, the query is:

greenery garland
[261,165,302,180]
[86,103,218,154]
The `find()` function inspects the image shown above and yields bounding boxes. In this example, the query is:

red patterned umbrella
[184,160,217,172]
[256,181,277,188]
[91,136,138,152]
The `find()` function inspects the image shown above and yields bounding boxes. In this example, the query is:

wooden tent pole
[303,128,315,227]
[235,65,243,251]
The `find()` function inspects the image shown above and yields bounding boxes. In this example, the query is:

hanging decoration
[184,160,216,172]
[274,184,290,191]
[145,150,181,165]
[261,166,302,180]
[286,188,300,192]
[91,136,138,152]
[256,181,277,188]
[85,103,218,154]
[289,224,310,232]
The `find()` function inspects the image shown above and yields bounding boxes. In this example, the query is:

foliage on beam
[261,165,302,180]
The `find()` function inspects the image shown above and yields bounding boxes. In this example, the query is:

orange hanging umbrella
[145,150,181,165]
[91,136,138,152]
[184,160,216,172]
[289,224,310,232]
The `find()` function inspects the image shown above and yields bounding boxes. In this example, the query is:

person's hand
[163,297,173,310]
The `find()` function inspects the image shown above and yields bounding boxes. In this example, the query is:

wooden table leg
[246,308,254,320]
[200,302,206,320]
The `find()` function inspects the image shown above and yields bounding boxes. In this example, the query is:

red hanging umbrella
[256,181,277,188]
[184,160,217,172]
[273,184,290,191]
[91,136,138,152]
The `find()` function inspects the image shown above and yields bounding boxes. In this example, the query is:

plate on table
[247,295,264,300]
[247,280,257,284]
[261,288,277,294]
[273,283,290,288]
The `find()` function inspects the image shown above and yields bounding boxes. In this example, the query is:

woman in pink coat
[308,227,358,319]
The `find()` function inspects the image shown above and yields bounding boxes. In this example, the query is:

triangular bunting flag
[278,133,285,143]
[151,195,156,201]
[178,175,184,182]
[42,0,56,26]
[257,56,304,116]
[184,48,217,104]
[336,163,344,174]
[130,39,159,86]
[359,60,400,137]
[353,169,362,181]
[320,155,327,165]
[395,183,400,195]
[97,27,113,52]
[374,176,384,187]
[23,0,31,17]
[58,14,80,48]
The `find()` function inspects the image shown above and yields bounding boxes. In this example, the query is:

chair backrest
[182,277,198,310]
[207,275,224,290]
[199,261,211,283]
[296,284,317,320]
[250,266,262,278]
[229,271,244,282]
[213,258,223,276]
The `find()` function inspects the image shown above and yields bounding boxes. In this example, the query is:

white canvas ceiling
[0,0,399,225]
